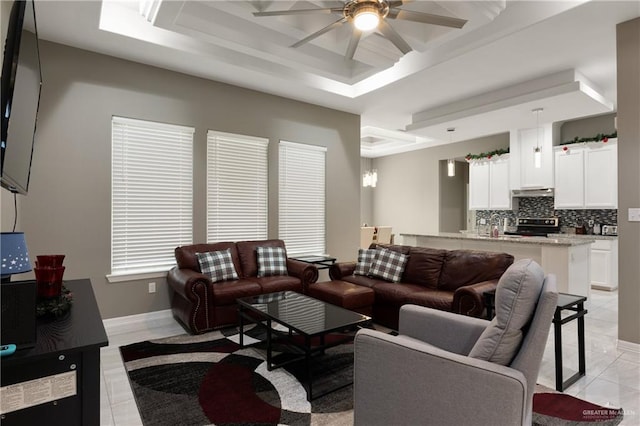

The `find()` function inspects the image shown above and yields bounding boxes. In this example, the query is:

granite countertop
[400,232,595,246]
[548,233,618,241]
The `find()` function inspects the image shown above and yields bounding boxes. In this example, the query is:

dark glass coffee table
[237,291,372,400]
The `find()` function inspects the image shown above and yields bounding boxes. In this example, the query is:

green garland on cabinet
[559,131,617,146]
[464,147,509,161]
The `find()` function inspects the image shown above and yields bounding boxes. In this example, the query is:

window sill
[106,270,168,283]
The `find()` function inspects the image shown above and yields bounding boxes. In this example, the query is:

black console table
[0,279,108,426]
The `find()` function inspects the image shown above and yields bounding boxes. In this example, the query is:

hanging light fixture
[447,128,456,177]
[363,168,378,188]
[532,108,543,169]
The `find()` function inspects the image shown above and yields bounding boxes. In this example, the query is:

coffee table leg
[577,302,586,378]
[305,335,313,401]
[267,319,273,371]
[239,306,245,348]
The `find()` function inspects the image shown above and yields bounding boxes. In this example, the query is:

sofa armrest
[453,279,499,317]
[354,329,528,426]
[329,262,356,280]
[167,267,211,300]
[399,304,489,355]
[286,258,319,291]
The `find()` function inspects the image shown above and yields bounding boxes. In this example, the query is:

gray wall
[371,134,509,238]
[616,18,640,345]
[439,160,468,232]
[5,41,361,319]
[560,113,617,142]
[360,157,374,225]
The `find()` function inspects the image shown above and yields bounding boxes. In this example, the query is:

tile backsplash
[476,197,617,230]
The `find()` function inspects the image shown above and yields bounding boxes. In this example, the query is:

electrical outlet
[629,208,640,222]
[148,282,156,293]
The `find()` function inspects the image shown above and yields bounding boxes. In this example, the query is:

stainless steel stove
[503,217,560,237]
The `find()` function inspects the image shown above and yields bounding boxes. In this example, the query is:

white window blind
[207,131,268,242]
[279,141,326,256]
[111,116,193,277]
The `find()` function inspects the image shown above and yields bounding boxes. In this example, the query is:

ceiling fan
[253,0,468,59]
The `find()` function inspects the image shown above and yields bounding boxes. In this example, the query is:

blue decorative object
[1,232,32,282]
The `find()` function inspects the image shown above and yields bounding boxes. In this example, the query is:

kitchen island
[400,232,595,297]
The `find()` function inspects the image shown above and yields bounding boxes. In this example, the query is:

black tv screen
[1,0,42,195]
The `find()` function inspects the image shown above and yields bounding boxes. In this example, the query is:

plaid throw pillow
[257,246,288,277]
[368,248,409,283]
[354,248,378,276]
[196,249,239,283]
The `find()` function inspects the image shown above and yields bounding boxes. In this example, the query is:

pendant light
[532,108,543,169]
[447,128,456,177]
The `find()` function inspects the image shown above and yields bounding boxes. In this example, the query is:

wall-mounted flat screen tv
[1,0,42,195]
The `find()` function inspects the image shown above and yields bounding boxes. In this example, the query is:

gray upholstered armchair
[354,259,558,426]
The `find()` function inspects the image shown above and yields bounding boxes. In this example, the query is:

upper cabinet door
[517,126,554,189]
[489,155,511,209]
[554,147,584,209]
[584,141,617,208]
[469,161,490,210]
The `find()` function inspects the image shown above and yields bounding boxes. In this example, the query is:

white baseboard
[103,309,174,336]
[618,339,640,353]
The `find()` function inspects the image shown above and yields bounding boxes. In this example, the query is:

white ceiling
[33,1,640,157]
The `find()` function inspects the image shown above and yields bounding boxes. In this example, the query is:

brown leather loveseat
[167,239,319,334]
[328,244,514,329]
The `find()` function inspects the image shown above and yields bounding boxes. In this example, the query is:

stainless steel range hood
[511,188,554,198]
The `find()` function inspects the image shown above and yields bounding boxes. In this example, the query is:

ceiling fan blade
[253,8,342,17]
[387,9,467,29]
[387,1,412,7]
[378,20,412,54]
[291,18,348,48]
[345,28,362,60]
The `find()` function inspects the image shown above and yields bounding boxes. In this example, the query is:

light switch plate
[629,208,640,222]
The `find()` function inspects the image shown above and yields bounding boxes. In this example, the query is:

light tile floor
[100,289,640,425]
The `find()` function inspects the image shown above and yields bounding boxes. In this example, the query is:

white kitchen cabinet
[590,238,618,290]
[554,139,617,209]
[489,155,511,209]
[554,148,584,208]
[469,155,511,210]
[509,125,554,190]
[584,142,617,208]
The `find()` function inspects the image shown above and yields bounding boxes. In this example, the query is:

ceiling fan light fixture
[353,5,380,31]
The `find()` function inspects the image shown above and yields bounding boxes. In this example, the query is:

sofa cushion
[252,275,302,294]
[175,242,242,275]
[256,246,289,277]
[354,248,377,276]
[196,248,239,283]
[468,259,544,365]
[371,282,425,305]
[237,239,286,278]
[401,247,447,288]
[404,289,454,312]
[368,248,409,283]
[438,250,514,292]
[209,279,263,305]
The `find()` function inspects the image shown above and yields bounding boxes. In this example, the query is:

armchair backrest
[509,274,558,424]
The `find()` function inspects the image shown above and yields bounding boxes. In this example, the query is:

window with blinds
[207,131,269,242]
[279,141,326,256]
[111,116,193,278]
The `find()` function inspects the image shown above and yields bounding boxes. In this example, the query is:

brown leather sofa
[328,244,514,329]
[167,239,319,334]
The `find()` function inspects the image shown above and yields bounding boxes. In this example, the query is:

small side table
[482,289,588,392]
[554,293,587,392]
[290,255,337,270]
